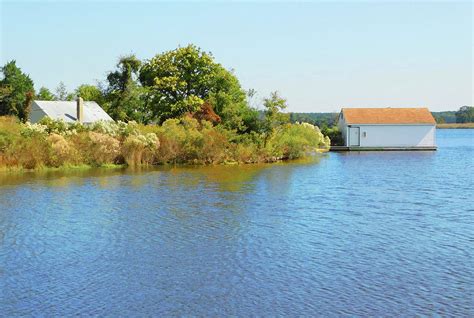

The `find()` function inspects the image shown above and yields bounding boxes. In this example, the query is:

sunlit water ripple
[0,129,473,316]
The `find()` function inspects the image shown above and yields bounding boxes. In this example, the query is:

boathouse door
[349,127,360,146]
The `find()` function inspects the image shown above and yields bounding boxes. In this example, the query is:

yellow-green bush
[8,132,51,169]
[48,134,72,167]
[267,122,330,160]
[122,133,159,166]
[0,116,330,169]
[85,132,121,165]
[0,117,21,166]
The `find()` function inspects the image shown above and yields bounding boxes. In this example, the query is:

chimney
[76,97,84,123]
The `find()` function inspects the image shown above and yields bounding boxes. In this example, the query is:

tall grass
[0,116,330,170]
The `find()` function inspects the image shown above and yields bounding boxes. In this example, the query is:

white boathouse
[337,108,436,150]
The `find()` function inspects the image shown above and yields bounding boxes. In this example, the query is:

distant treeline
[432,111,457,123]
[289,112,339,127]
[290,107,474,126]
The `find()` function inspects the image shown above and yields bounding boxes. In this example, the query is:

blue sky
[1,0,472,112]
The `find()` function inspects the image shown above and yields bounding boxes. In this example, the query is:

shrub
[200,123,231,163]
[9,133,51,169]
[47,134,72,167]
[122,133,159,166]
[0,115,332,169]
[268,123,330,160]
[38,117,70,135]
[86,132,121,165]
[321,126,344,146]
[20,122,48,137]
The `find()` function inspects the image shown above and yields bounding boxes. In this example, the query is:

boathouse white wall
[338,123,436,147]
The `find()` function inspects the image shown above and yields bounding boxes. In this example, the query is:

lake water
[1,129,473,316]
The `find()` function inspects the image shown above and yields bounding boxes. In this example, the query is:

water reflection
[0,131,473,316]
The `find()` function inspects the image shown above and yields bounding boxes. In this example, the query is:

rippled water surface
[1,129,473,316]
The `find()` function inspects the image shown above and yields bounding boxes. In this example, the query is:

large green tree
[139,44,257,131]
[105,55,149,122]
[0,60,35,121]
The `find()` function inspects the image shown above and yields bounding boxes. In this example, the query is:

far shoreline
[437,123,474,129]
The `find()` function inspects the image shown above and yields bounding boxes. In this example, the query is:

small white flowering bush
[30,118,145,138]
[20,122,48,137]
[90,120,138,137]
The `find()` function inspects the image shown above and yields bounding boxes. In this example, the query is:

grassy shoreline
[0,151,330,174]
[0,116,330,171]
[0,163,127,173]
[437,123,474,129]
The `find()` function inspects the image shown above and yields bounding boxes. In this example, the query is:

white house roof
[31,100,113,123]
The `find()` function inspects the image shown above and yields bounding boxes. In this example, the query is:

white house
[30,98,113,124]
[337,108,436,150]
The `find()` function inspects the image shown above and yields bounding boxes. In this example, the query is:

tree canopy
[104,55,149,123]
[261,91,290,144]
[37,87,55,101]
[55,81,74,101]
[75,84,104,105]
[139,45,256,131]
[0,60,35,122]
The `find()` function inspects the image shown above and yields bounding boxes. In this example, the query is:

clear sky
[1,0,472,112]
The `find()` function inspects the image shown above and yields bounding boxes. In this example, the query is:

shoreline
[0,151,329,174]
[437,123,474,129]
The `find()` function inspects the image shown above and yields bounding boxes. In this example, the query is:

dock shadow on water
[0,131,473,317]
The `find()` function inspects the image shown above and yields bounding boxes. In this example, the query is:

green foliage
[0,115,330,169]
[261,91,290,145]
[139,45,254,131]
[9,133,51,169]
[104,55,149,122]
[107,55,141,92]
[321,125,344,146]
[37,87,55,101]
[75,84,104,104]
[122,132,159,166]
[207,66,257,133]
[432,111,456,124]
[55,81,73,100]
[289,112,339,127]
[455,106,474,123]
[0,60,35,122]
[0,45,336,168]
[154,117,232,164]
[0,116,20,154]
[263,92,289,127]
[267,123,330,159]
[139,45,215,121]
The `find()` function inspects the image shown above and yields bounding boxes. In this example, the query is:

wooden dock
[330,146,437,152]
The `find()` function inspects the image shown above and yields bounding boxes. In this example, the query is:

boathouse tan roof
[341,108,436,124]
